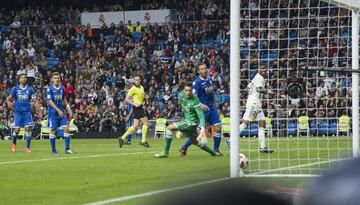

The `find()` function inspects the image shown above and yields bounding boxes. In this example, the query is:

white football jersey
[246,73,265,107]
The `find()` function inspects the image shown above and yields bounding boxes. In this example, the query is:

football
[239,153,248,169]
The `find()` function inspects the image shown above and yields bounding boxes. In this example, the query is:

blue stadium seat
[249,71,256,80]
[240,128,250,137]
[309,120,317,136]
[318,121,329,136]
[287,122,297,136]
[249,123,258,137]
[328,122,337,136]
[214,39,221,44]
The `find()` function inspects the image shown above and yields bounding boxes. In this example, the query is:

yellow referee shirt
[128,85,145,105]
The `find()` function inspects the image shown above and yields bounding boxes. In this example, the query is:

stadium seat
[328,122,337,136]
[240,127,250,137]
[337,115,351,137]
[309,120,318,136]
[154,118,167,138]
[287,122,297,137]
[297,115,309,137]
[249,123,258,137]
[221,117,230,137]
[318,121,329,136]
[40,120,51,140]
[264,117,273,137]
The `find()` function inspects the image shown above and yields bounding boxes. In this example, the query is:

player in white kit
[229,69,274,153]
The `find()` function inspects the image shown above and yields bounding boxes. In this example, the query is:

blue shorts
[47,116,68,130]
[204,107,221,126]
[14,111,33,128]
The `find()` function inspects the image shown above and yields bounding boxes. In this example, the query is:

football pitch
[0,137,352,204]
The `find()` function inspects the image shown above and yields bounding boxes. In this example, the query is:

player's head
[134,75,142,86]
[51,72,61,86]
[259,69,267,77]
[183,81,193,98]
[198,63,208,78]
[18,73,27,85]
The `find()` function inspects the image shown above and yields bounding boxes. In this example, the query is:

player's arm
[6,88,15,108]
[193,80,209,111]
[63,98,73,119]
[32,94,42,118]
[47,88,64,117]
[125,87,139,107]
[48,99,64,117]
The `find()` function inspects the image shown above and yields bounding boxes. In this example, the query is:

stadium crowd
[0,0,353,135]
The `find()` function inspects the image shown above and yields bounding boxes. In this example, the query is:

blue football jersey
[192,76,216,108]
[10,85,35,112]
[46,84,65,117]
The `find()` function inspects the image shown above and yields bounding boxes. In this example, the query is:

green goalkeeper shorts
[175,120,198,140]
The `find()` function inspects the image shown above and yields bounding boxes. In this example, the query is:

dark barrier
[73,132,123,139]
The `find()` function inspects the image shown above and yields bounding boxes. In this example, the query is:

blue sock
[127,134,132,143]
[64,134,70,150]
[182,139,192,150]
[138,132,142,141]
[12,134,18,144]
[213,132,221,152]
[25,133,31,149]
[50,135,56,152]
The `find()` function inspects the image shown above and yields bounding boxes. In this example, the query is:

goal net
[237,0,360,177]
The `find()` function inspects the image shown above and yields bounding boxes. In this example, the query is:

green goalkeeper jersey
[178,91,206,129]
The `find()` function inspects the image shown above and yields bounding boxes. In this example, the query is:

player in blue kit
[179,63,223,156]
[7,73,40,153]
[46,72,76,154]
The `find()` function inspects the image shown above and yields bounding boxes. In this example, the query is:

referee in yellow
[118,75,150,148]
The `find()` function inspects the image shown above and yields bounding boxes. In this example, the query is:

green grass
[0,137,352,204]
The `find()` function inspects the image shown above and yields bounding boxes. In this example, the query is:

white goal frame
[229,0,360,177]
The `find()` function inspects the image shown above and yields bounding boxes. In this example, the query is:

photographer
[99,110,116,132]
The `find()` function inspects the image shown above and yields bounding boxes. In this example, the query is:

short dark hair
[184,81,193,88]
[197,62,206,69]
[134,74,142,81]
[52,72,60,78]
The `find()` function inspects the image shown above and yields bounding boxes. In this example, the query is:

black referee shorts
[133,106,146,119]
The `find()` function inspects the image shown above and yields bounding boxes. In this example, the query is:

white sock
[258,127,266,149]
[239,123,247,134]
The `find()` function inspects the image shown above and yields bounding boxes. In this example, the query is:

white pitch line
[0,151,155,165]
[83,158,349,205]
[248,158,346,175]
[83,177,231,205]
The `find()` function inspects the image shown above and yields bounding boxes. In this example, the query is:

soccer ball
[239,153,248,169]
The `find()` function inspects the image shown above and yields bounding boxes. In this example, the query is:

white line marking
[0,151,155,165]
[83,177,230,205]
[249,158,346,175]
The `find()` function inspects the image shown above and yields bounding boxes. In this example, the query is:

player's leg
[24,111,33,153]
[208,108,222,154]
[258,111,273,153]
[125,118,133,144]
[188,130,218,156]
[179,111,211,156]
[12,112,24,152]
[61,117,76,154]
[155,123,178,158]
[139,116,150,147]
[226,108,251,148]
[48,118,58,154]
[11,128,20,152]
[119,119,139,148]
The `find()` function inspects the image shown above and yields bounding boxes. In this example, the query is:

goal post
[230,0,360,177]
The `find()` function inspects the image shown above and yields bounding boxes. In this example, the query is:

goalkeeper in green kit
[155,82,220,158]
